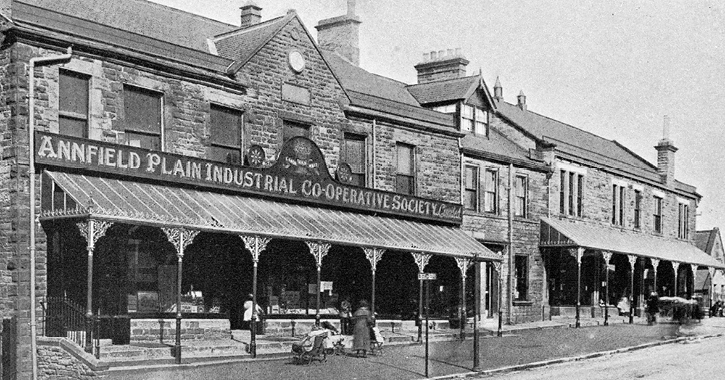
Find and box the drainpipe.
[29,46,73,380]
[507,163,513,324]
[371,119,376,189]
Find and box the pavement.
[101,315,725,379]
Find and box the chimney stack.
[493,76,503,101]
[655,115,677,187]
[517,90,527,111]
[316,0,362,66]
[240,1,262,28]
[414,48,468,84]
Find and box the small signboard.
[418,273,437,281]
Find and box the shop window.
[395,143,415,195]
[634,190,642,229]
[464,165,478,211]
[343,133,366,186]
[678,202,690,239]
[59,70,89,138]
[209,104,242,164]
[283,120,310,143]
[653,196,663,233]
[483,168,498,213]
[123,86,162,150]
[514,175,528,217]
[514,255,529,301]
[612,184,625,226]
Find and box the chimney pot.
[455,48,461,56]
[447,49,454,56]
[423,53,429,62]
[430,51,437,60]
[438,50,444,58]
[414,48,469,83]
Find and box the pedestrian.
[646,292,659,325]
[352,299,372,358]
[339,297,351,334]
[243,293,263,332]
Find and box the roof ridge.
[325,51,412,88]
[127,0,237,29]
[348,89,436,112]
[406,74,480,88]
[212,14,286,40]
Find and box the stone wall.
[37,338,106,380]
[130,318,230,342]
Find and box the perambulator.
[369,325,384,355]
[291,322,344,364]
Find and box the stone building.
[694,228,724,309]
[0,0,499,377]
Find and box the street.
[106,323,682,380]
[484,335,725,379]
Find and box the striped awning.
[42,171,500,261]
[540,217,724,269]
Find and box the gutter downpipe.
[372,119,376,189]
[29,46,73,380]
[507,163,513,325]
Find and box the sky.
[149,0,725,230]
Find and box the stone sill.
[513,301,534,307]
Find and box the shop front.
[36,131,500,359]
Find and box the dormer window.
[461,105,488,135]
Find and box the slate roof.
[460,129,543,169]
[213,14,290,69]
[323,51,420,106]
[18,0,236,53]
[695,230,713,253]
[407,76,480,105]
[495,100,698,195]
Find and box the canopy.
[41,171,500,261]
[540,217,724,269]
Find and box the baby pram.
[369,325,384,355]
[291,322,344,364]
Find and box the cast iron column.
[569,248,584,328]
[672,261,681,297]
[306,241,331,326]
[627,255,637,324]
[493,261,503,337]
[602,251,612,326]
[363,248,385,317]
[162,227,199,364]
[472,255,481,372]
[77,219,112,354]
[242,235,270,358]
[455,257,472,340]
[690,264,699,301]
[412,252,431,342]
[651,258,660,295]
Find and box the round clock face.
[288,50,305,73]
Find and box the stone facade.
[130,318,230,342]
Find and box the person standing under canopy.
[352,299,372,358]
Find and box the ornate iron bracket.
[568,248,584,264]
[650,258,660,274]
[492,261,502,274]
[305,241,331,270]
[627,254,637,270]
[671,261,681,278]
[241,235,271,265]
[363,247,385,274]
[455,257,472,279]
[690,263,699,278]
[162,227,199,258]
[412,252,431,274]
[601,251,612,265]
[76,219,113,253]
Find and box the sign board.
[418,273,437,281]
[607,264,616,271]
[35,132,462,224]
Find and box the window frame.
[463,165,479,211]
[460,104,488,135]
[282,119,311,143]
[209,104,243,165]
[483,168,499,214]
[678,202,690,239]
[58,69,90,138]
[514,175,528,217]
[653,196,663,234]
[343,133,367,187]
[634,190,642,229]
[612,184,625,226]
[123,85,164,151]
[395,142,415,195]
[514,255,529,301]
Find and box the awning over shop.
[540,217,725,269]
[42,171,500,261]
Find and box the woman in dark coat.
[352,300,372,357]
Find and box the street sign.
[418,273,437,281]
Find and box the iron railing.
[41,296,99,357]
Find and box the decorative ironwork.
[455,257,472,278]
[412,252,431,274]
[241,235,271,264]
[671,261,681,275]
[363,247,385,274]
[568,248,583,264]
[492,261,502,274]
[76,219,113,250]
[162,227,199,256]
[627,255,637,269]
[708,267,716,281]
[336,163,353,183]
[247,145,265,167]
[305,241,331,270]
[690,264,699,277]
[601,251,612,264]
[650,258,660,273]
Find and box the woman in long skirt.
[352,300,372,357]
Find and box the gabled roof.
[461,129,546,170]
[407,75,496,110]
[323,51,420,106]
[695,228,722,258]
[18,0,236,52]
[212,13,292,73]
[494,100,698,195]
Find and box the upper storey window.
[559,169,584,217]
[514,175,528,217]
[463,165,479,211]
[612,184,625,226]
[678,202,690,239]
[209,105,243,165]
[461,105,488,135]
[483,168,498,214]
[395,143,415,195]
[634,189,642,229]
[343,133,366,187]
[283,120,310,143]
[653,196,663,234]
[124,86,162,151]
[59,70,89,138]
